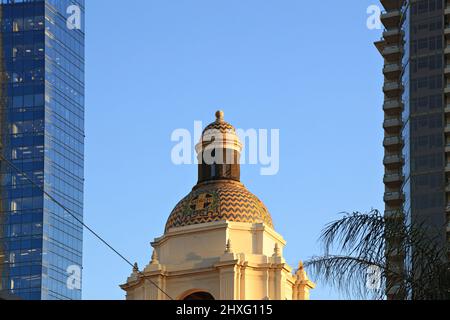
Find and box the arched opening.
[183,291,215,300]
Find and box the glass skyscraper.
[0,0,84,300]
[377,0,449,299]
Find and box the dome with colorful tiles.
[165,180,274,232]
[202,110,236,134]
[164,111,274,232]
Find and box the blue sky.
[83,0,385,300]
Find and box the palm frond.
[306,209,449,300]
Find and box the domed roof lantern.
[164,111,274,232]
[195,111,243,184]
[195,110,243,160]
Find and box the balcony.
[383,62,402,79]
[380,0,402,11]
[382,44,402,60]
[381,10,401,29]
[384,154,404,167]
[384,191,404,204]
[382,28,402,42]
[445,125,450,134]
[383,81,402,96]
[445,144,450,153]
[383,99,403,113]
[384,173,403,186]
[446,165,450,173]
[374,40,385,55]
[445,25,450,37]
[383,116,402,132]
[384,209,403,218]
[445,105,450,114]
[445,67,450,75]
[383,135,402,149]
[445,86,450,95]
[445,47,450,56]
[446,5,450,16]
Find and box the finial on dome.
[215,110,224,122]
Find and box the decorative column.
[217,239,239,299]
[143,249,167,300]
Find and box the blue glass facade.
[0,0,84,300]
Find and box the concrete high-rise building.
[0,0,84,300]
[376,0,449,299]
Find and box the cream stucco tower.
[120,111,315,300]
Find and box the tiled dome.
[165,180,274,232]
[202,112,236,134]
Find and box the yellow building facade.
[120,111,315,300]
